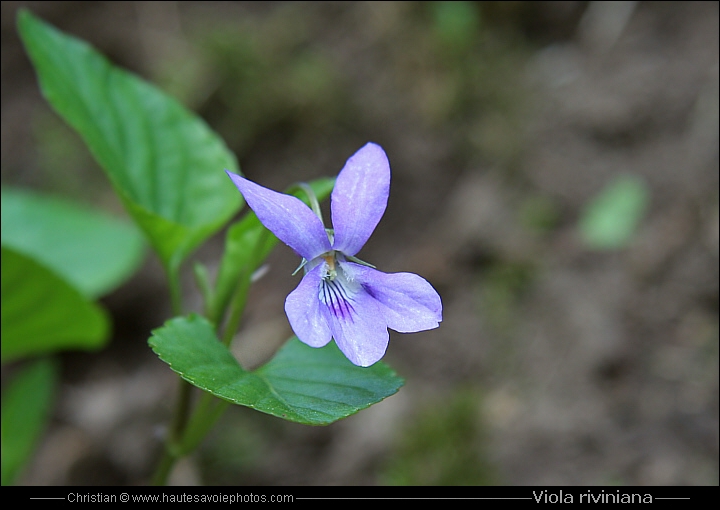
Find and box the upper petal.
[226,171,331,260]
[285,264,332,348]
[330,143,390,256]
[344,262,442,333]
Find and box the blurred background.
[1,1,718,485]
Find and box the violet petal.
[285,264,332,348]
[226,171,331,260]
[345,262,442,333]
[330,143,390,256]
[320,285,390,367]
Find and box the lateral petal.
[285,264,332,348]
[226,171,330,260]
[330,143,390,256]
[345,262,442,333]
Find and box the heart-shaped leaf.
[149,315,403,425]
[17,10,241,272]
[1,246,109,363]
[1,187,145,298]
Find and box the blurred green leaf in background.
[1,246,110,363]
[579,174,649,250]
[1,187,145,299]
[1,359,58,486]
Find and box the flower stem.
[296,182,324,223]
[221,269,251,348]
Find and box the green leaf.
[1,187,145,298]
[432,1,480,50]
[212,177,335,323]
[149,315,403,425]
[579,174,649,250]
[17,10,241,271]
[1,246,109,363]
[1,359,57,486]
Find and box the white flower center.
[318,258,360,321]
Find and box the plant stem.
[153,224,272,484]
[221,270,251,348]
[168,265,183,320]
[151,378,194,485]
[152,263,194,485]
[151,447,176,486]
[178,392,230,455]
[295,182,324,223]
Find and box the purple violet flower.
[226,142,442,366]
